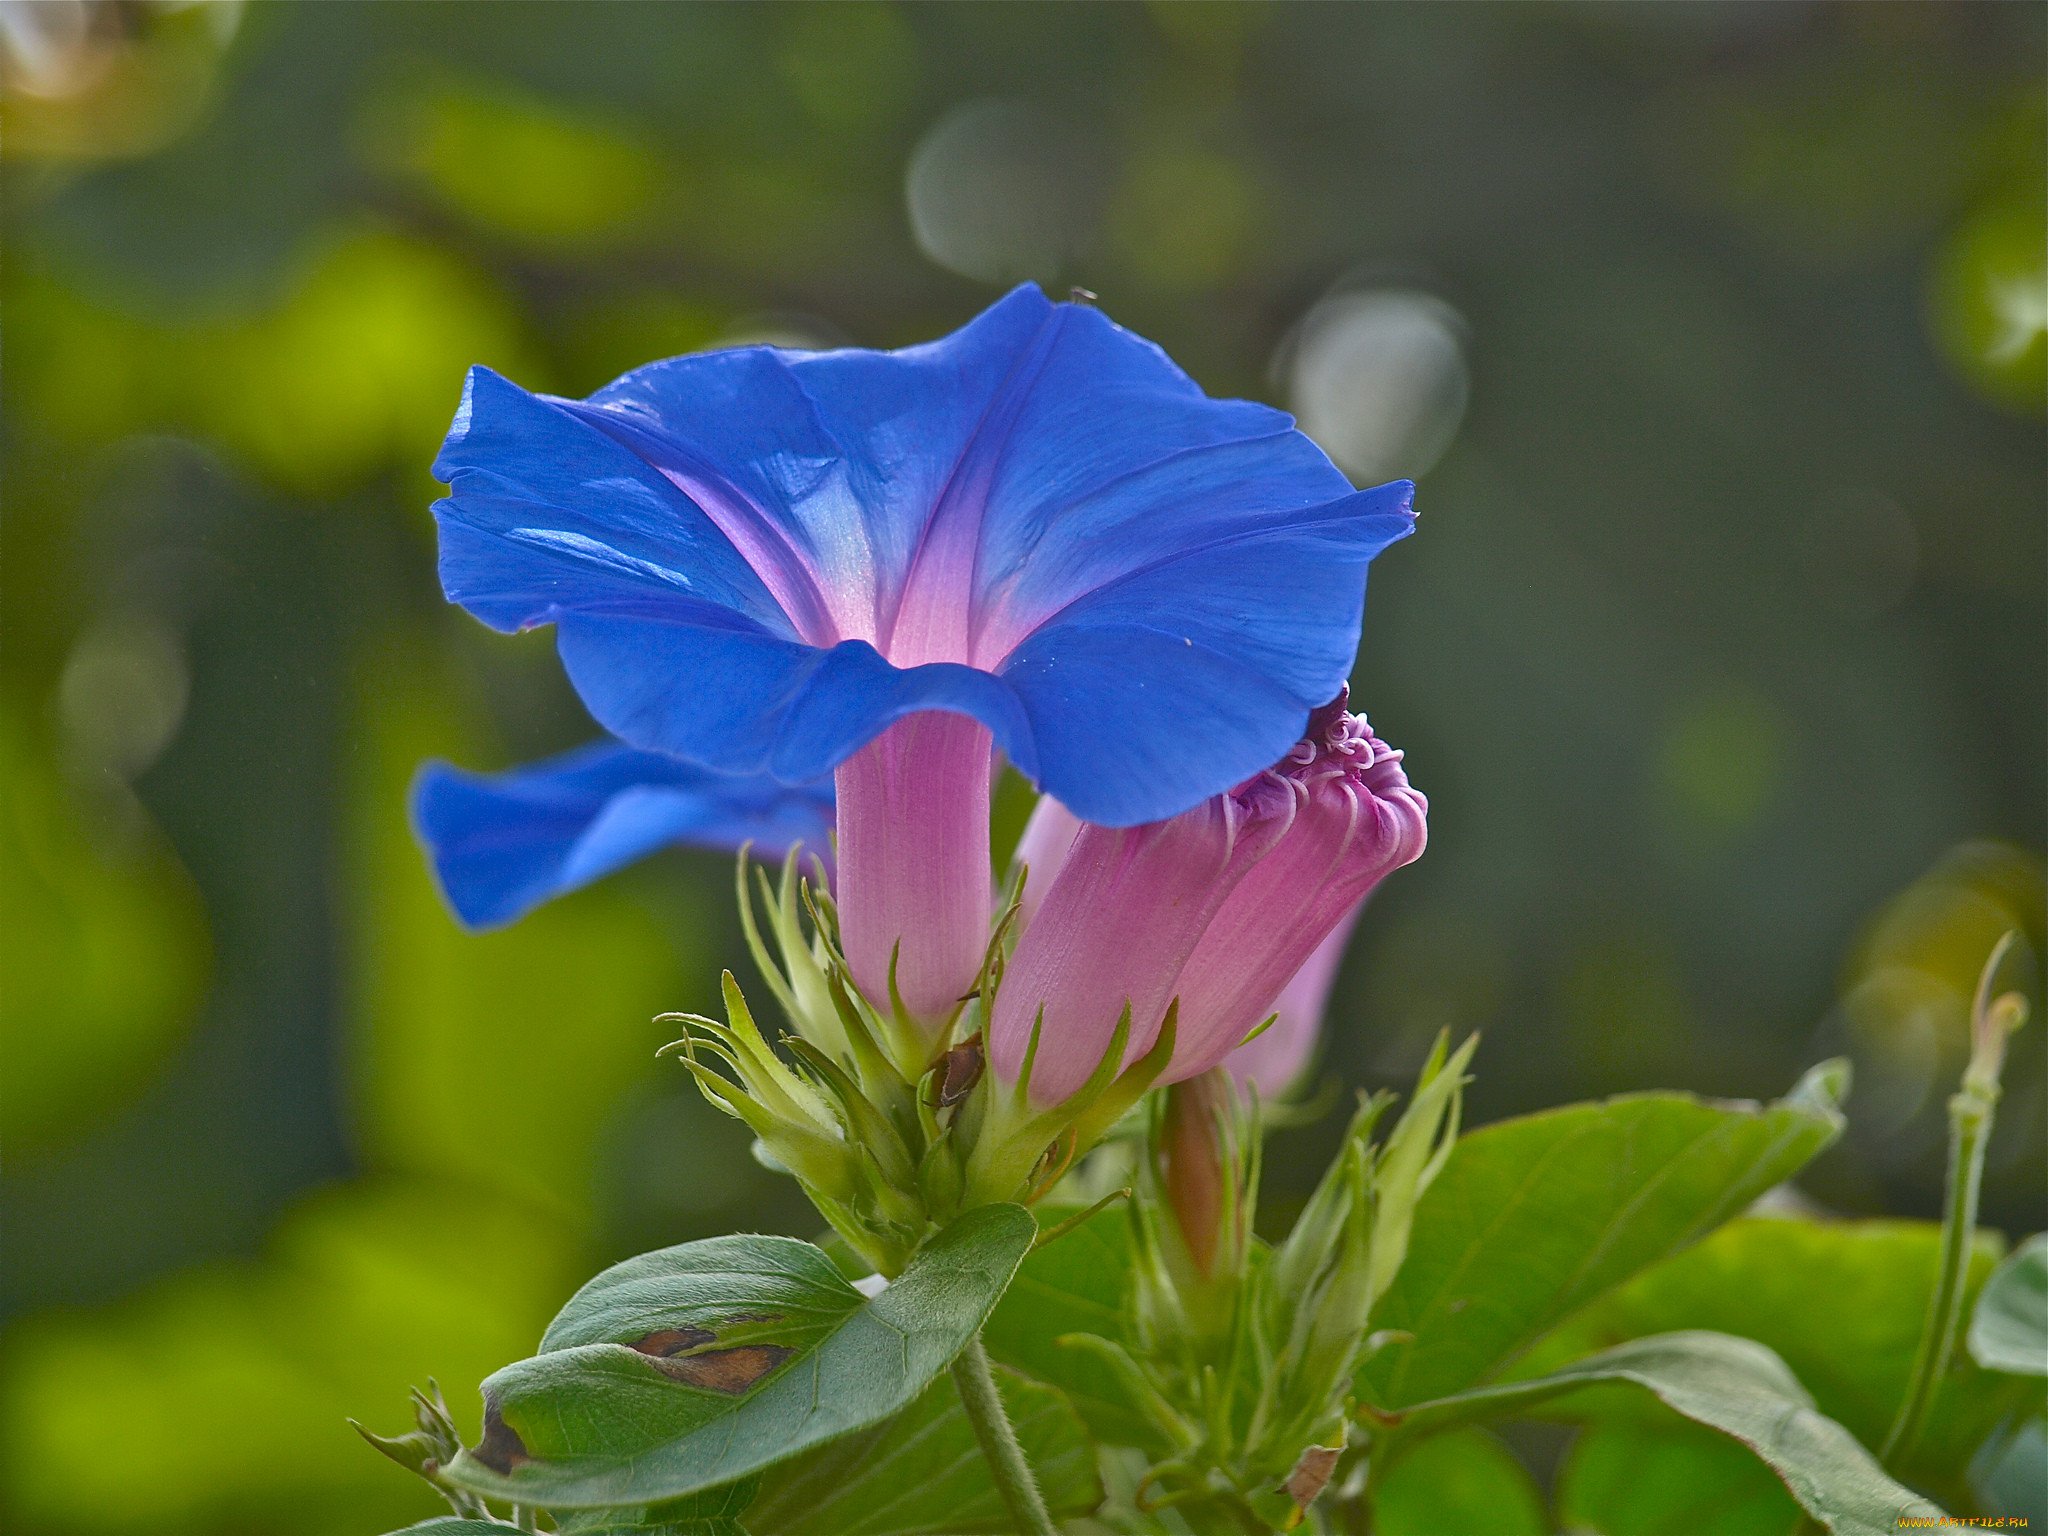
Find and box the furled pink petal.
[988,692,1425,1105]
[834,711,995,1025]
[988,781,1296,1105]
[1167,701,1426,1083]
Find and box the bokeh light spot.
[905,97,1107,285]
[57,614,188,779]
[1830,844,2044,1166]
[0,0,238,161]
[1928,193,2048,414]
[1282,287,1469,484]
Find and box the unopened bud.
[1158,1071,1241,1279]
[1135,1070,1254,1353]
[1965,934,2029,1099]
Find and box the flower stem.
[952,1331,1059,1536]
[1881,934,2025,1467]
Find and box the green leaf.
[536,1234,860,1355]
[1557,1418,1800,1536]
[1971,1413,2048,1523]
[440,1205,1037,1508]
[1969,1233,2048,1377]
[748,1364,1100,1534]
[555,1478,759,1535]
[1361,1062,1846,1410]
[980,1201,1155,1446]
[1389,1330,1948,1536]
[386,1523,524,1535]
[1522,1216,2026,1500]
[1368,1426,1547,1536]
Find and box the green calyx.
[1093,1035,1478,1530]
[665,848,1186,1276]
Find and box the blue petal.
[411,740,835,930]
[434,367,798,639]
[431,284,1417,825]
[569,287,1063,645]
[1001,479,1416,822]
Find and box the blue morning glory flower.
[412,739,834,930]
[429,284,1413,1023]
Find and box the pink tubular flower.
[1170,702,1425,1080]
[992,693,1427,1105]
[834,713,996,1023]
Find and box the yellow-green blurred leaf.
[347,650,708,1219]
[0,1180,577,1536]
[201,228,540,495]
[377,76,664,248]
[4,231,539,496]
[0,711,207,1152]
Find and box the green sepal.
[783,1034,916,1192]
[352,1379,492,1520]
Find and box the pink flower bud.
[990,694,1426,1105]
[989,779,1297,1104]
[1172,703,1424,1082]
[834,711,994,1030]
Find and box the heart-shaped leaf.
[439,1204,1036,1509]
[748,1364,1100,1534]
[1387,1330,1947,1536]
[1522,1215,2027,1502]
[1970,1233,2047,1378]
[1361,1062,1846,1409]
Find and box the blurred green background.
[1,3,2042,1532]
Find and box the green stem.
[1880,935,2020,1468]
[1881,1079,1994,1466]
[952,1331,1059,1536]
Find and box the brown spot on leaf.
[645,1343,792,1394]
[473,1399,531,1474]
[1283,1444,1342,1513]
[629,1326,718,1357]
